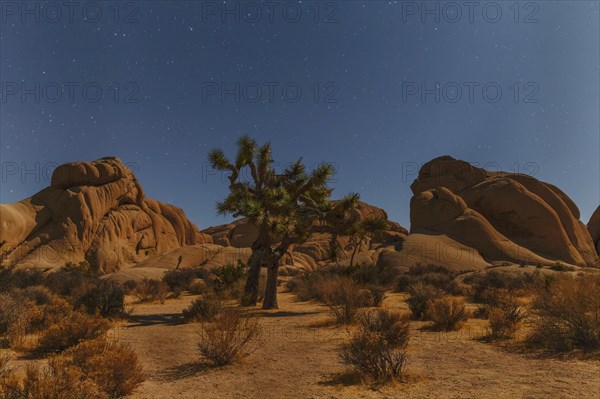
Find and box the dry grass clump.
[197,309,261,366]
[528,274,600,352]
[37,311,110,353]
[0,337,144,399]
[358,309,410,348]
[483,289,527,340]
[339,309,410,386]
[66,336,145,398]
[406,282,444,320]
[465,269,537,303]
[397,264,460,294]
[183,298,223,323]
[132,278,169,304]
[427,297,470,331]
[318,277,369,324]
[0,357,108,399]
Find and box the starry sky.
[1,1,598,229]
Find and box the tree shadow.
[158,361,216,381]
[319,370,362,387]
[259,310,321,318]
[127,313,184,327]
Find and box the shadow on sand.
[127,313,184,327]
[158,361,216,381]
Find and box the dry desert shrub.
[528,274,600,352]
[339,309,410,386]
[406,282,444,320]
[396,264,460,294]
[71,279,125,318]
[197,309,261,366]
[183,298,223,323]
[37,311,110,353]
[465,269,537,303]
[366,285,386,307]
[358,309,410,348]
[132,278,169,304]
[0,357,108,399]
[427,297,470,331]
[484,290,527,340]
[66,336,145,398]
[318,277,368,324]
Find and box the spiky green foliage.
[347,217,389,267]
[209,136,337,309]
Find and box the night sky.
[1,1,598,229]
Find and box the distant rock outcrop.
[0,157,211,272]
[589,206,600,255]
[409,156,598,267]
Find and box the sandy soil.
[115,290,600,399]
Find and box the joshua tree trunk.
[262,263,280,310]
[241,246,266,307]
[349,241,361,267]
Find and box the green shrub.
[210,261,246,292]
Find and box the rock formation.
[0,157,211,272]
[589,206,600,255]
[409,156,598,267]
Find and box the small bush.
[37,311,110,353]
[397,264,459,294]
[132,279,169,304]
[465,270,536,303]
[183,298,223,323]
[339,330,408,386]
[406,283,444,320]
[528,274,600,352]
[366,285,386,307]
[319,277,365,324]
[0,356,108,399]
[359,309,410,348]
[163,267,210,293]
[72,279,125,318]
[428,297,470,331]
[67,336,145,398]
[346,263,399,287]
[197,309,261,366]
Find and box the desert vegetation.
[196,309,262,366]
[339,309,410,386]
[0,264,145,398]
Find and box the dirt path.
[119,291,600,399]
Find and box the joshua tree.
[209,136,334,309]
[322,194,361,262]
[346,217,389,267]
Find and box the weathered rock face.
[589,206,600,255]
[0,157,211,272]
[410,156,598,267]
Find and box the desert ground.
[115,286,600,399]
